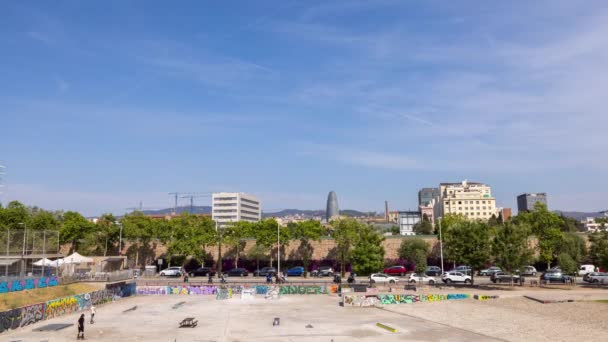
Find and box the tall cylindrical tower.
[326,191,339,222]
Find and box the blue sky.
[1,0,607,216]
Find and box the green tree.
[0,201,30,229]
[413,214,433,235]
[288,220,324,277]
[389,225,400,235]
[491,222,533,281]
[167,214,216,267]
[351,224,385,275]
[556,233,587,265]
[29,209,61,231]
[331,218,360,277]
[559,215,581,233]
[248,243,268,272]
[399,238,429,274]
[223,221,253,268]
[588,231,608,270]
[443,221,491,284]
[252,219,289,269]
[557,253,578,276]
[60,211,94,253]
[517,202,563,269]
[121,212,158,266]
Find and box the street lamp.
[438,217,444,274]
[277,220,281,276]
[18,223,26,277]
[118,222,123,256]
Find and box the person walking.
[77,314,85,339]
[90,305,96,324]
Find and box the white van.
[578,264,595,276]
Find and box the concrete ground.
[5,295,497,342]
[5,287,608,342]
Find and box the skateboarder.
[77,314,85,339]
[90,305,96,324]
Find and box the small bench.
[179,317,198,328]
[404,285,417,292]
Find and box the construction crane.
[180,192,213,214]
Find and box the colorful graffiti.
[0,276,59,294]
[0,282,134,334]
[343,293,471,307]
[474,295,499,300]
[19,303,46,328]
[343,295,380,307]
[216,287,233,300]
[0,309,22,333]
[45,296,81,319]
[278,285,327,295]
[136,285,329,297]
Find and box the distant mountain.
[554,210,607,221]
[141,206,211,215]
[136,206,373,218]
[262,209,372,218]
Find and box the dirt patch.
[0,283,102,310]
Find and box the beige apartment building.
[436,181,497,220]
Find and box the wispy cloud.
[26,31,52,44]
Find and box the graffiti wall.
[136,285,331,297]
[0,282,135,334]
[343,293,471,307]
[474,294,499,300]
[0,276,59,293]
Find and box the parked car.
[425,266,442,276]
[383,265,407,276]
[369,273,399,284]
[442,271,472,284]
[453,265,472,275]
[584,272,608,284]
[515,266,537,276]
[188,267,215,277]
[578,264,596,276]
[159,266,183,277]
[541,271,571,283]
[408,273,436,285]
[311,266,334,277]
[286,266,305,277]
[224,268,249,277]
[491,272,521,283]
[479,266,502,276]
[253,267,276,277]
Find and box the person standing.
[90,305,96,324]
[77,314,85,339]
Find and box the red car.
[383,265,407,276]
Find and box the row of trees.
[398,202,604,283]
[0,201,387,276]
[2,201,608,279]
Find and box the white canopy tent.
[33,258,54,267]
[63,252,93,264]
[50,258,65,267]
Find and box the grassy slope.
[0,283,102,311]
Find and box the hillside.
[138,206,371,218]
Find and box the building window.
[477,207,480,210]
[458,207,462,210]
[458,201,462,204]
[482,201,486,204]
[476,201,480,204]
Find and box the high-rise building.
[212,192,261,227]
[436,181,497,221]
[326,191,339,222]
[517,193,547,213]
[398,211,421,236]
[418,188,439,206]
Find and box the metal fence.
[0,229,61,277]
